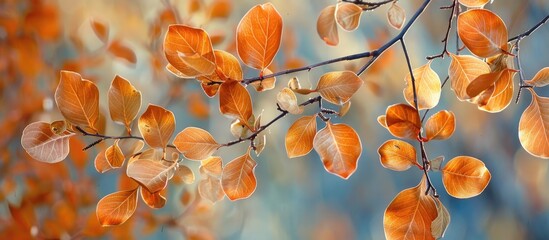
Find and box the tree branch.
[508,14,549,42]
[426,0,458,60]
[342,0,394,11]
[75,126,177,150]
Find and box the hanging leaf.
[466,70,504,98]
[221,148,257,200]
[126,149,177,193]
[108,75,142,133]
[197,50,243,97]
[199,176,224,204]
[140,187,166,209]
[255,134,267,156]
[172,165,195,184]
[431,198,451,239]
[448,53,491,101]
[385,104,421,140]
[236,3,282,70]
[164,25,216,78]
[250,68,276,92]
[200,156,223,178]
[384,177,438,240]
[477,69,515,113]
[173,127,220,160]
[219,80,253,123]
[277,87,304,115]
[457,9,508,58]
[96,188,138,226]
[425,110,456,141]
[378,139,418,171]
[518,89,549,158]
[286,115,317,158]
[107,40,137,64]
[403,61,441,110]
[387,2,406,30]
[118,138,145,159]
[335,2,362,31]
[315,71,363,105]
[21,122,75,163]
[90,19,109,43]
[105,140,125,168]
[317,5,339,46]
[458,0,490,8]
[138,104,175,149]
[55,71,100,133]
[313,121,362,179]
[524,67,549,87]
[442,156,491,198]
[94,149,112,173]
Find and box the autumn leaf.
[432,198,451,239]
[384,177,437,240]
[315,71,363,105]
[198,50,243,97]
[173,127,220,160]
[236,3,282,70]
[524,67,549,87]
[138,104,175,149]
[126,149,177,193]
[94,149,112,173]
[96,188,138,226]
[378,139,418,171]
[221,148,257,200]
[387,2,406,30]
[277,87,303,115]
[448,53,491,101]
[199,176,225,204]
[477,69,515,113]
[457,9,508,58]
[108,75,142,133]
[140,187,166,209]
[219,80,253,123]
[403,61,441,110]
[313,121,362,179]
[458,0,490,8]
[377,115,388,129]
[285,115,317,158]
[425,110,456,141]
[442,156,491,198]
[21,121,75,163]
[164,25,216,78]
[317,5,339,46]
[105,140,125,168]
[107,40,137,64]
[385,103,421,139]
[518,89,549,158]
[55,71,100,133]
[250,68,276,92]
[172,165,195,184]
[335,2,362,31]
[90,19,109,43]
[200,156,223,178]
[466,70,504,98]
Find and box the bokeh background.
[1,0,549,239]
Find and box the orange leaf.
[383,177,437,240]
[466,70,504,98]
[208,0,232,19]
[138,104,175,149]
[21,122,75,163]
[457,9,508,58]
[236,3,282,70]
[105,140,125,168]
[250,68,276,92]
[448,53,490,101]
[335,2,362,31]
[387,2,406,30]
[218,80,253,123]
[378,139,417,171]
[385,104,421,139]
[277,87,304,115]
[221,148,257,200]
[518,89,549,158]
[94,149,112,173]
[96,188,138,226]
[377,115,388,129]
[442,156,491,198]
[164,25,216,78]
[140,187,166,209]
[199,176,225,204]
[173,127,220,160]
[187,92,209,119]
[126,149,177,193]
[197,50,243,97]
[108,75,142,133]
[108,40,137,64]
[173,165,195,184]
[315,71,363,105]
[285,115,317,158]
[477,69,515,113]
[313,121,362,179]
[524,67,549,87]
[90,19,109,43]
[200,156,223,178]
[317,5,339,46]
[403,61,441,110]
[118,138,145,159]
[425,110,455,141]
[458,0,490,8]
[55,71,100,133]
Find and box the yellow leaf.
[317,5,339,46]
[285,115,317,158]
[378,139,418,171]
[173,127,220,160]
[457,9,508,58]
[518,89,549,158]
[403,61,441,110]
[138,104,175,149]
[442,156,491,198]
[316,71,363,105]
[96,188,138,226]
[335,2,363,31]
[21,121,75,163]
[425,110,456,141]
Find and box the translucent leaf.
[108,75,142,133]
[477,69,515,113]
[164,25,216,78]
[236,3,282,70]
[317,5,339,46]
[313,121,362,179]
[197,50,243,97]
[458,0,490,8]
[96,188,138,226]
[387,2,406,30]
[105,140,125,168]
[55,71,100,133]
[431,198,451,239]
[140,187,166,209]
[219,80,253,123]
[518,89,549,158]
[466,70,504,98]
[250,68,276,92]
[335,2,362,31]
[255,134,267,156]
[126,149,177,193]
[94,149,112,173]
[107,40,137,64]
[448,53,490,101]
[221,148,257,200]
[442,156,491,198]
[457,9,508,58]
[425,110,456,141]
[138,104,175,149]
[277,87,304,115]
[21,122,75,163]
[377,115,388,129]
[199,176,224,204]
[338,101,351,117]
[524,67,549,87]
[384,177,437,240]
[200,156,223,179]
[385,104,421,140]
[378,139,418,171]
[285,115,317,158]
[90,19,109,43]
[403,61,441,110]
[172,165,195,184]
[173,127,220,160]
[315,71,363,105]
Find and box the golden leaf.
[221,148,257,200]
[442,156,491,198]
[317,5,339,46]
[108,75,142,133]
[524,67,549,87]
[385,104,421,140]
[387,2,406,30]
[448,54,491,101]
[173,127,220,160]
[96,188,138,226]
[403,61,441,110]
[425,110,456,141]
[518,89,549,158]
[457,9,508,58]
[126,149,177,193]
[285,115,317,158]
[138,104,175,149]
[315,71,363,105]
[335,2,363,31]
[164,25,216,78]
[219,80,253,123]
[378,139,418,171]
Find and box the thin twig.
[342,0,394,11]
[426,0,458,60]
[508,15,549,42]
[75,126,177,150]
